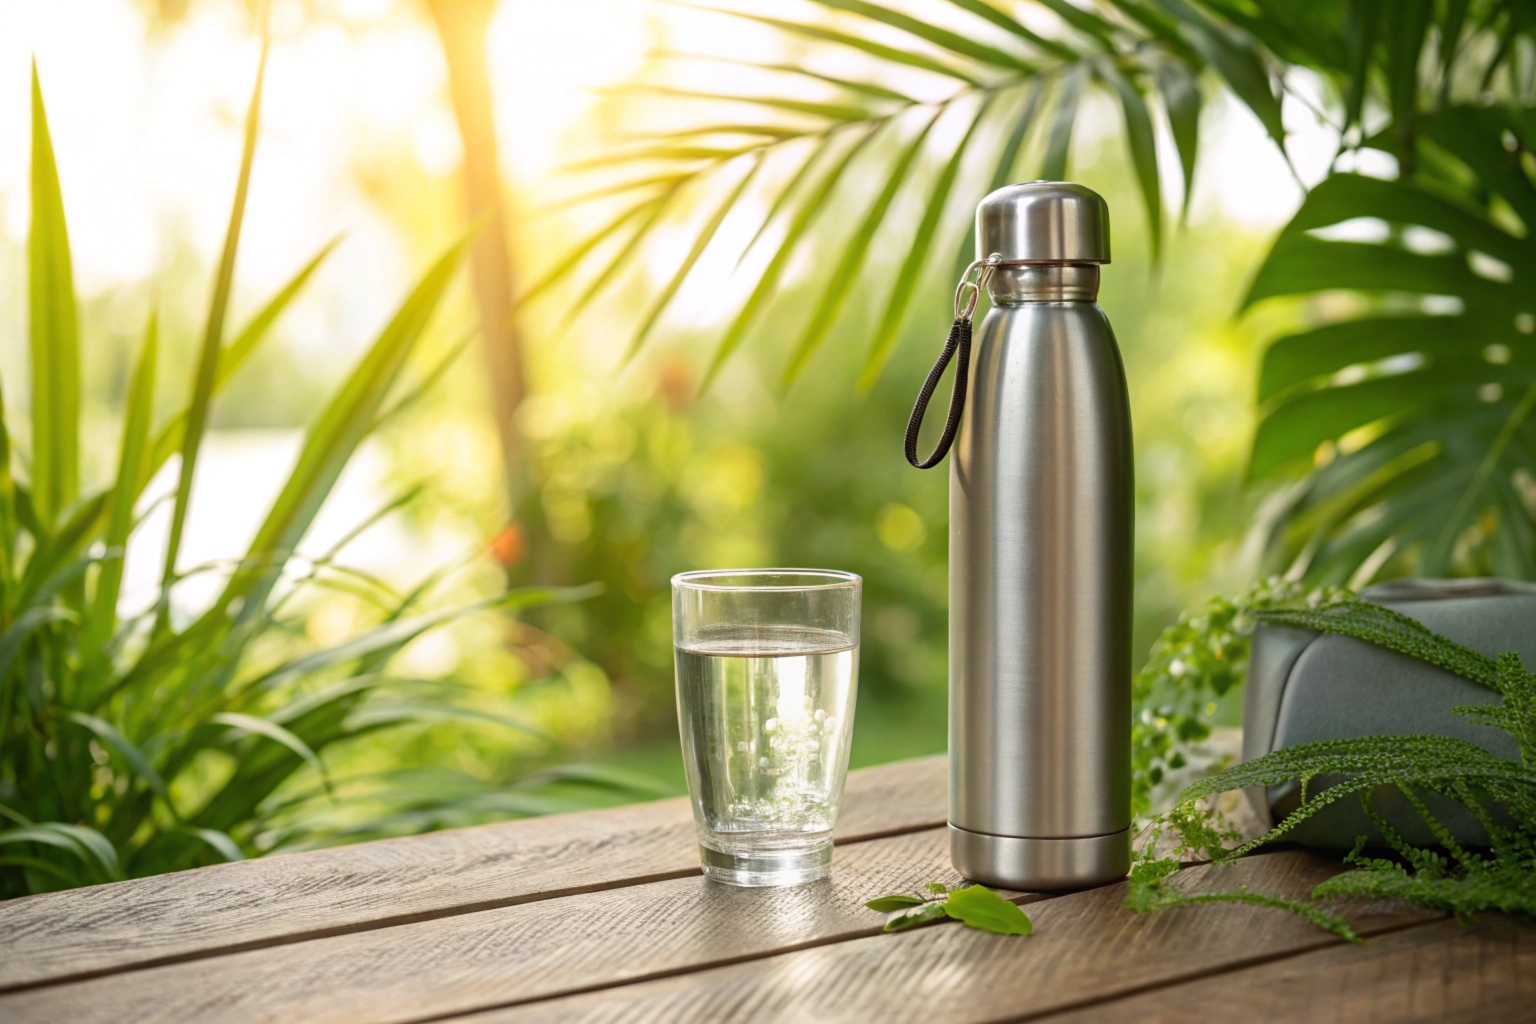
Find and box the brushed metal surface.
[949,824,1131,891]
[976,181,1110,264]
[948,194,1133,890]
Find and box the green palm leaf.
[806,0,1038,72]
[1244,110,1536,582]
[860,97,993,390]
[782,109,941,388]
[627,154,765,363]
[704,125,878,389]
[1040,64,1085,181]
[1098,61,1163,259]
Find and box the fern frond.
[1130,594,1536,937]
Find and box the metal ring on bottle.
[953,253,1003,320]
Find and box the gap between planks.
[1034,913,1536,1023]
[437,851,1440,1024]
[999,915,1445,1023]
[0,755,947,994]
[0,826,983,1024]
[429,901,1436,1024]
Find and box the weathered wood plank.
[0,754,944,992]
[458,852,1440,1024]
[0,826,1031,1024]
[1041,914,1536,1023]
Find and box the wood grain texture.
[0,754,944,992]
[0,826,1020,1024]
[1041,914,1536,1023]
[459,852,1440,1024]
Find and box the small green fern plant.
[1131,578,1350,816]
[1128,597,1536,939]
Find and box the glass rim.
[671,568,862,593]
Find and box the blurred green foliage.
[16,0,1535,885]
[384,128,1283,776]
[0,53,655,900]
[498,0,1536,778]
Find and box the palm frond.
[540,0,1241,389]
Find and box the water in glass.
[675,624,857,886]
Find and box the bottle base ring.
[949,823,1131,891]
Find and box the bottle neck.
[986,264,1100,304]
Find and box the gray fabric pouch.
[1242,577,1535,849]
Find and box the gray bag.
[1243,578,1535,849]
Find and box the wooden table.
[1,755,1529,1022]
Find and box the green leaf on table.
[867,880,1031,936]
[884,900,948,932]
[864,893,927,912]
[943,884,1033,935]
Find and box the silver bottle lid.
[976,181,1110,265]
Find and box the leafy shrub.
[0,52,639,899]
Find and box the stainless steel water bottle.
[905,181,1132,890]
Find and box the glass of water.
[672,569,861,887]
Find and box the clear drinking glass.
[672,569,862,887]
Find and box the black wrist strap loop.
[904,316,972,469]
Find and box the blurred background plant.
[0,32,656,899]
[4,0,1534,894]
[531,0,1536,785]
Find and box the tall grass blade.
[253,585,595,690]
[0,383,14,608]
[27,62,80,527]
[160,24,270,604]
[178,826,245,862]
[86,313,157,659]
[212,712,330,794]
[60,710,174,814]
[0,606,73,683]
[219,238,469,616]
[146,238,341,486]
[372,334,474,430]
[19,490,108,606]
[1,824,118,882]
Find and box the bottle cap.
[976,181,1110,264]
